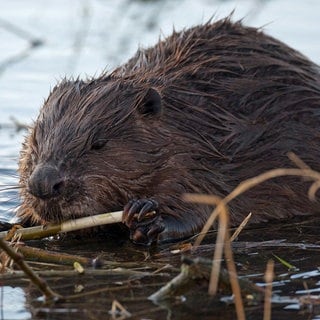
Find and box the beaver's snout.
[28,164,65,199]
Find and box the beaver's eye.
[91,139,107,151]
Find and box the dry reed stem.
[308,180,320,201]
[184,193,245,320]
[188,167,320,249]
[209,200,227,294]
[224,236,246,320]
[287,152,310,170]
[263,259,274,320]
[185,165,320,320]
[287,153,320,200]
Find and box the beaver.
[17,17,320,245]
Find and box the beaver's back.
[116,18,320,227]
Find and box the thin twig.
[110,299,131,318]
[0,239,62,302]
[223,229,246,320]
[230,212,252,242]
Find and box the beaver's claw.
[122,199,165,245]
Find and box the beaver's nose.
[27,164,64,199]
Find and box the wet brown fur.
[18,17,320,242]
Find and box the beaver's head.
[17,78,172,224]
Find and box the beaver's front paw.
[122,199,165,245]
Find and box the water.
[0,127,22,222]
[0,0,320,319]
[0,287,31,320]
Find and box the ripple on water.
[0,128,22,222]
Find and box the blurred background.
[1,0,320,124]
[0,0,320,221]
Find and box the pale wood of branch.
[0,211,123,241]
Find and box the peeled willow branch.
[0,211,123,241]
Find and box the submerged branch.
[16,244,157,269]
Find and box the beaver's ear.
[138,88,162,117]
